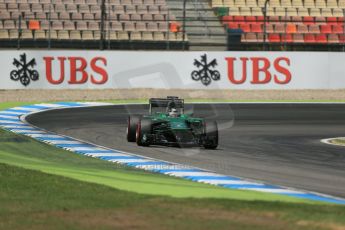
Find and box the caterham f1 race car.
[126,96,218,149]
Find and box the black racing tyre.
[136,118,152,146]
[203,120,218,149]
[127,115,140,142]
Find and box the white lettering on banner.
[0,51,343,89]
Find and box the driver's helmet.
[169,108,179,117]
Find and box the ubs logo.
[191,54,220,86]
[10,53,39,86]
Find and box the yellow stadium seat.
[326,0,338,8]
[338,0,345,8]
[281,0,292,7]
[229,7,240,15]
[310,8,321,16]
[252,7,264,16]
[240,7,251,15]
[224,0,234,7]
[246,0,257,7]
[292,0,303,7]
[315,0,326,8]
[332,8,344,17]
[275,8,286,16]
[298,7,309,16]
[321,8,333,16]
[304,0,315,7]
[212,0,223,7]
[287,7,298,16]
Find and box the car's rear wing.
[149,96,184,114]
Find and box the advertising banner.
[0,51,344,89]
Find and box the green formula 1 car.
[126,96,218,149]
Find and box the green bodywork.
[144,112,204,131]
[141,112,205,145]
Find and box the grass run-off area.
[1,101,345,230]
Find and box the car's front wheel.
[136,118,152,146]
[203,121,218,149]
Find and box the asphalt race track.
[26,103,345,198]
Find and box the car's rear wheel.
[136,118,152,146]
[203,121,218,149]
[127,115,140,142]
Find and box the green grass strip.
[2,163,345,230]
[0,128,311,203]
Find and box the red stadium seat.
[332,25,344,34]
[304,34,316,43]
[240,24,251,32]
[251,23,262,33]
[245,16,256,23]
[269,16,280,23]
[286,23,297,33]
[222,16,233,23]
[327,17,338,25]
[303,16,315,25]
[169,22,180,33]
[268,34,281,43]
[320,24,332,33]
[29,20,40,30]
[228,23,239,29]
[234,16,245,24]
[315,34,327,43]
[314,16,326,25]
[281,34,293,43]
[256,16,264,24]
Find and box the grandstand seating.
[0,0,184,42]
[213,0,345,44]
